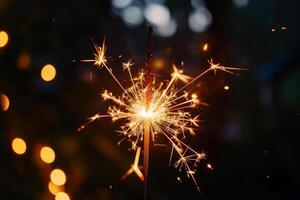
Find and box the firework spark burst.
[80,39,246,191]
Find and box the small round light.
[121,6,144,26]
[1,93,10,111]
[144,4,170,26]
[55,192,70,200]
[40,146,55,164]
[48,181,63,195]
[156,18,177,37]
[112,0,132,9]
[41,64,56,82]
[224,85,230,90]
[50,169,66,186]
[0,31,9,48]
[188,8,212,33]
[233,0,249,8]
[17,53,31,70]
[12,138,26,155]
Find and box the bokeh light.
[112,0,132,9]
[191,0,205,9]
[41,64,56,82]
[55,192,70,200]
[50,169,66,186]
[0,93,10,111]
[144,4,170,26]
[233,0,249,7]
[12,138,27,155]
[224,85,230,90]
[153,58,165,69]
[48,181,64,195]
[17,53,31,70]
[156,18,177,37]
[0,31,9,48]
[188,7,212,33]
[121,6,144,26]
[40,146,55,164]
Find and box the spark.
[121,147,144,181]
[203,43,208,51]
[81,39,246,191]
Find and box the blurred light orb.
[55,192,70,200]
[48,181,63,195]
[17,53,31,70]
[1,93,10,111]
[145,0,165,4]
[233,0,249,7]
[121,6,144,26]
[188,8,212,33]
[144,4,170,26]
[12,138,26,155]
[191,0,205,9]
[156,18,177,37]
[112,0,132,9]
[0,31,8,48]
[40,146,55,164]
[153,58,165,69]
[224,85,230,90]
[50,169,66,186]
[41,64,56,82]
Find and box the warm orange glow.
[40,146,55,163]
[41,64,56,81]
[0,31,8,47]
[1,93,10,111]
[153,58,164,69]
[55,192,70,200]
[224,85,229,90]
[203,43,208,51]
[12,138,26,155]
[50,169,66,186]
[48,181,63,195]
[17,53,31,69]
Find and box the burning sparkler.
[80,31,247,193]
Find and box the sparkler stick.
[144,26,153,199]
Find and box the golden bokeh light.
[0,93,10,111]
[40,146,55,164]
[41,64,56,81]
[48,181,64,195]
[50,169,66,186]
[12,138,26,155]
[55,192,70,200]
[0,31,8,48]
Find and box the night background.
[1,0,300,199]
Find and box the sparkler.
[80,31,247,193]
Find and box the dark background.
[1,0,300,199]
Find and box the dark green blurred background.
[1,0,300,199]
